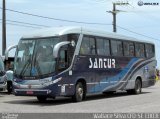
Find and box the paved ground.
[0,81,160,113]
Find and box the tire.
[127,79,142,95]
[7,81,13,94]
[37,96,47,102]
[52,96,56,100]
[72,82,85,102]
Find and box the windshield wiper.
[20,57,31,76]
[31,62,42,77]
[31,55,42,76]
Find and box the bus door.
[57,47,69,72]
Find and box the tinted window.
[123,42,135,57]
[58,50,67,70]
[111,40,123,56]
[67,34,79,65]
[80,36,96,55]
[135,43,145,57]
[145,44,155,58]
[97,38,110,56]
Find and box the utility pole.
[107,2,129,32]
[2,0,6,56]
[107,3,120,33]
[112,3,117,32]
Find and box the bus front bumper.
[14,89,52,96]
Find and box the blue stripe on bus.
[89,58,139,92]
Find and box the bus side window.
[124,42,134,57]
[80,36,96,55]
[145,44,155,58]
[140,44,145,57]
[96,38,110,56]
[111,40,123,56]
[90,37,96,54]
[129,44,135,56]
[80,37,90,54]
[135,43,145,58]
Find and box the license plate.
[26,91,34,95]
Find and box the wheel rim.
[77,84,83,100]
[136,80,141,93]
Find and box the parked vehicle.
[0,55,13,93]
[0,56,7,91]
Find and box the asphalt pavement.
[0,81,160,113]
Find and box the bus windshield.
[14,37,60,77]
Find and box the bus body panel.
[125,59,156,90]
[14,55,156,97]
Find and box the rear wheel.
[72,82,85,102]
[127,79,142,94]
[37,96,47,102]
[7,81,12,94]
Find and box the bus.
[10,26,156,102]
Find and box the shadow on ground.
[4,91,150,106]
[0,91,11,97]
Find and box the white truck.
[0,55,13,93]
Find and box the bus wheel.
[127,79,142,94]
[37,96,47,102]
[72,82,85,102]
[134,79,142,94]
[7,81,13,94]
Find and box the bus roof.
[22,26,154,44]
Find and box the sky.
[0,0,160,67]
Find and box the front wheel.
[72,82,85,102]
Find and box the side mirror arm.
[53,41,70,58]
[5,45,17,60]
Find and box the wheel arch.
[76,78,87,93]
[72,78,87,102]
